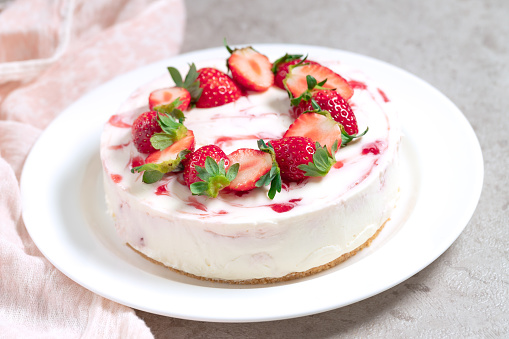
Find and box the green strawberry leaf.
[271,53,303,74]
[167,67,184,87]
[131,150,191,184]
[306,75,317,90]
[341,126,369,147]
[256,139,282,199]
[149,113,188,150]
[226,163,240,182]
[298,141,337,177]
[167,64,202,104]
[141,170,164,184]
[150,133,174,150]
[153,99,185,123]
[190,157,239,198]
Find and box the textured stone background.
[135,0,509,337]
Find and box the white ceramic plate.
[21,44,483,322]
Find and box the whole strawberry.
[183,145,239,197]
[132,111,162,154]
[257,137,334,188]
[195,68,241,108]
[269,137,316,182]
[294,89,359,135]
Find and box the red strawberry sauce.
[109,142,130,150]
[111,174,122,183]
[155,185,170,196]
[108,114,131,128]
[269,198,302,213]
[377,88,390,102]
[362,140,386,155]
[130,156,144,168]
[348,80,368,90]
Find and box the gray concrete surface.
[135,0,509,337]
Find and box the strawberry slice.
[149,87,191,111]
[183,145,240,198]
[271,54,320,89]
[284,63,353,101]
[227,148,272,191]
[195,68,241,108]
[226,43,274,92]
[132,130,195,184]
[284,112,342,154]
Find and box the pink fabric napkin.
[0,0,185,337]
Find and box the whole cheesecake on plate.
[100,44,401,284]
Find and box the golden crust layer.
[127,219,389,285]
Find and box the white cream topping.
[100,59,401,281]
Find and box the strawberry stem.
[341,126,369,147]
[256,139,282,199]
[167,64,202,105]
[131,149,191,184]
[297,141,338,177]
[190,157,240,198]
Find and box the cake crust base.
[126,219,389,285]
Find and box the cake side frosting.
[100,58,401,282]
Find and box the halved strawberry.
[227,148,272,191]
[271,54,320,90]
[132,130,195,184]
[283,112,342,154]
[226,43,274,92]
[284,63,353,101]
[196,68,241,108]
[183,145,239,197]
[149,87,191,111]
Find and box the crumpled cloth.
[0,0,185,337]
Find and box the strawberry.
[284,63,354,101]
[132,111,162,154]
[294,89,359,135]
[227,148,272,191]
[183,145,240,198]
[271,54,319,90]
[259,137,337,184]
[132,97,189,154]
[195,68,241,108]
[166,63,203,107]
[283,112,342,153]
[132,130,195,184]
[225,43,274,92]
[149,87,191,111]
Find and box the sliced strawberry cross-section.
[284,63,354,101]
[149,87,191,111]
[227,148,272,191]
[284,112,342,154]
[131,130,195,184]
[226,42,274,92]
